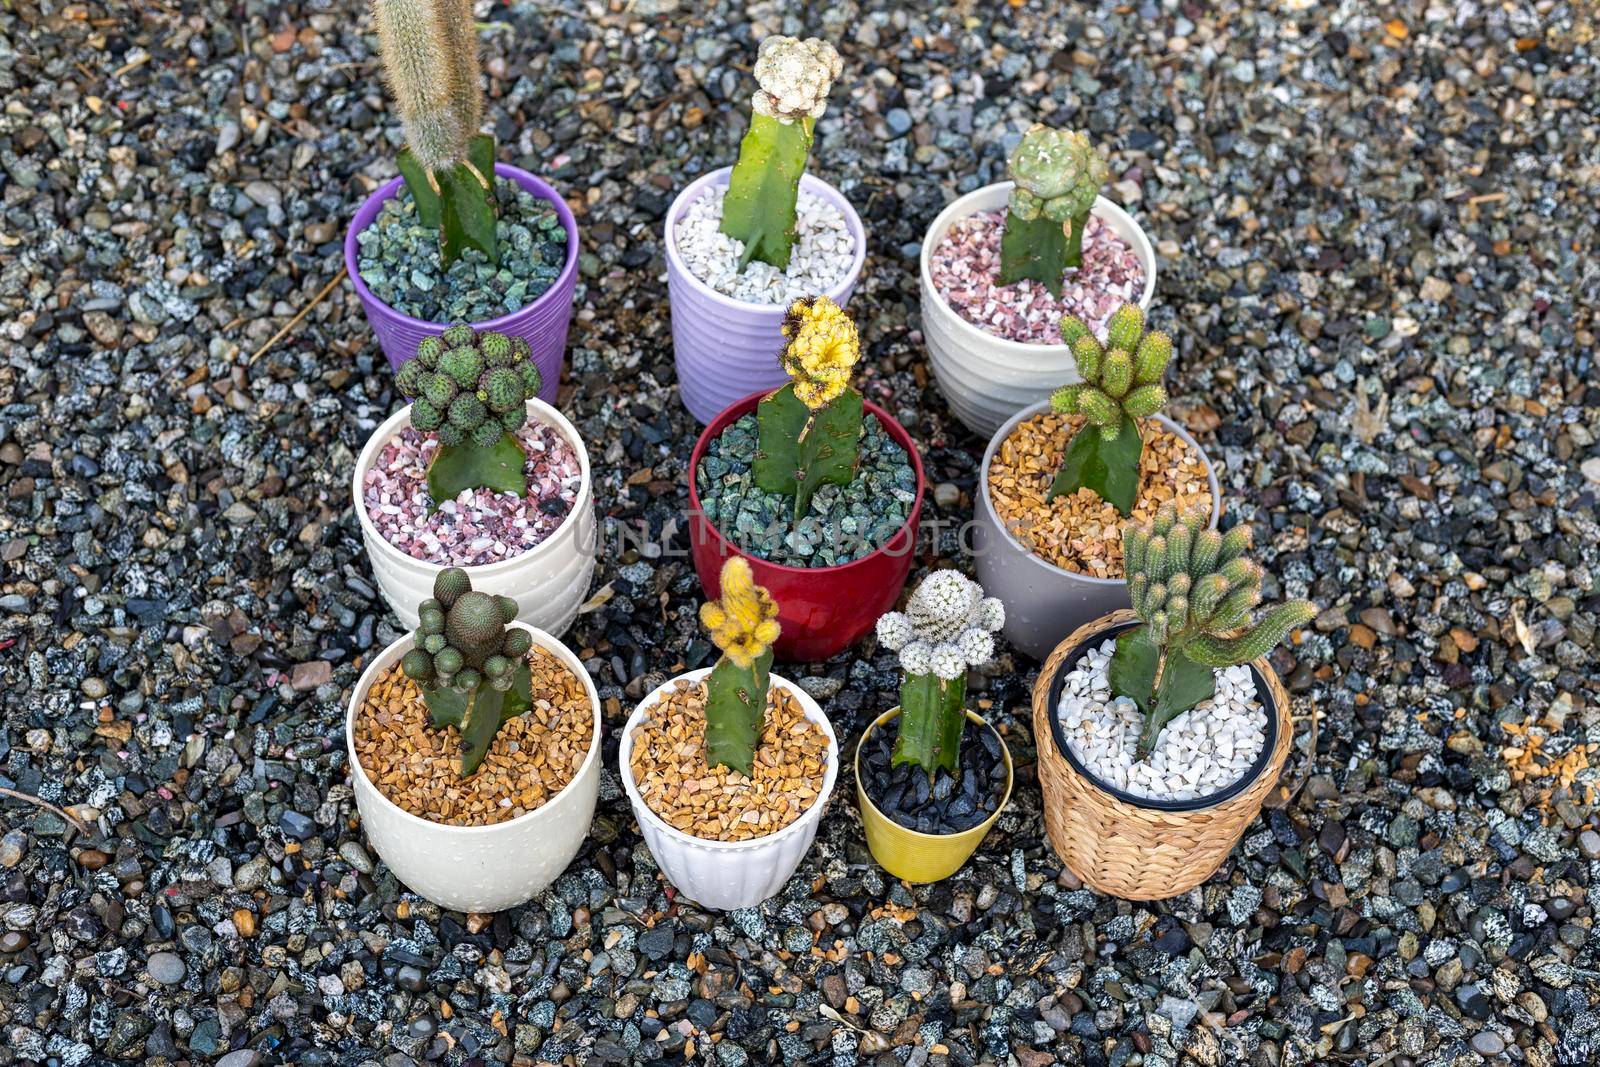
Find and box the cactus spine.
[754,296,864,524]
[1109,505,1316,756]
[395,324,544,506]
[373,0,498,268]
[719,36,843,270]
[401,567,534,775]
[998,126,1108,295]
[875,572,1005,776]
[699,559,782,776]
[1045,303,1173,516]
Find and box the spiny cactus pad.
[395,324,546,508]
[399,568,535,775]
[999,125,1109,296]
[1044,302,1173,516]
[1108,505,1316,755]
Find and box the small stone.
[147,952,186,986]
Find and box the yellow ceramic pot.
[854,707,1014,883]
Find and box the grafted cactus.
[719,36,843,270]
[998,126,1109,295]
[876,572,1005,776]
[395,324,544,506]
[754,295,864,524]
[699,558,782,776]
[400,568,534,774]
[1108,505,1316,756]
[1045,303,1172,515]
[373,0,498,268]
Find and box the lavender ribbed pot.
[344,162,578,404]
[664,166,867,424]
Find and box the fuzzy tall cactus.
[395,324,544,506]
[719,36,843,271]
[401,568,534,774]
[699,558,782,776]
[875,572,1005,777]
[1045,303,1172,516]
[998,126,1108,295]
[1109,506,1316,756]
[753,295,864,524]
[373,0,498,268]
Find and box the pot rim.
[917,181,1158,356]
[662,166,868,315]
[344,622,604,836]
[1042,616,1282,812]
[618,667,840,852]
[351,396,593,577]
[687,389,928,577]
[343,162,580,332]
[853,706,1015,842]
[976,400,1222,586]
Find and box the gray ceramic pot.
[974,402,1222,660]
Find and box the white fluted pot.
[920,183,1157,439]
[353,398,596,637]
[618,668,839,910]
[346,623,602,912]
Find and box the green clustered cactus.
[373,0,499,269]
[998,125,1109,295]
[1044,302,1172,516]
[400,568,535,775]
[395,324,543,505]
[1109,505,1317,756]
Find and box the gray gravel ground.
[2,2,1598,1066]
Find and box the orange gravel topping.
[629,679,829,842]
[987,412,1213,578]
[353,646,593,827]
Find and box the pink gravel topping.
[363,420,582,567]
[929,210,1145,344]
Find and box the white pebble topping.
[674,186,854,305]
[1055,638,1266,803]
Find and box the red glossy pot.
[688,390,927,662]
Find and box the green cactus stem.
[374,0,498,269]
[395,324,544,507]
[719,36,843,271]
[892,673,966,777]
[703,647,774,777]
[401,567,534,775]
[1046,304,1173,516]
[1108,505,1316,756]
[998,126,1108,296]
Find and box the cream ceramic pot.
[920,183,1157,439]
[346,623,601,912]
[618,668,839,910]
[353,398,596,637]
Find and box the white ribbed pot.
[920,182,1157,439]
[974,401,1222,661]
[353,398,596,637]
[618,668,839,910]
[345,623,602,912]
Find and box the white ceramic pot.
[974,402,1221,661]
[353,398,596,637]
[345,623,602,912]
[919,182,1158,439]
[618,668,839,910]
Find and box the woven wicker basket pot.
[1031,609,1292,901]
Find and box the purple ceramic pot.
[663,166,867,424]
[344,162,578,404]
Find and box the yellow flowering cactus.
[755,295,866,524]
[701,558,782,775]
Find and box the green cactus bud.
[418,605,446,636]
[445,592,506,662]
[411,398,444,432]
[479,331,512,363]
[470,419,505,448]
[440,324,475,347]
[1166,524,1192,577]
[1123,526,1149,574]
[1127,572,1148,616]
[499,408,525,432]
[1220,557,1260,591]
[1050,385,1081,414]
[1218,523,1253,563]
[483,654,510,679]
[1147,611,1168,646]
[502,628,532,658]
[455,667,483,692]
[448,391,486,430]
[1100,349,1133,398]
[1071,335,1104,382]
[1133,330,1172,385]
[1210,584,1259,632]
[1191,573,1229,622]
[481,367,524,414]
[1105,304,1145,353]
[1077,387,1119,428]
[434,568,470,607]
[1151,505,1179,536]
[422,633,447,655]
[1059,314,1093,347]
[1146,581,1167,610]
[1145,535,1168,577]
[423,374,458,410]
[416,336,444,369]
[519,360,542,397]
[400,648,435,682]
[1187,600,1317,667]
[510,335,531,360]
[441,347,483,389]
[495,595,518,623]
[438,416,465,445]
[1168,573,1191,598]
[1166,595,1189,635]
[396,359,425,397]
[1191,529,1222,576]
[1122,384,1167,420]
[434,646,464,677]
